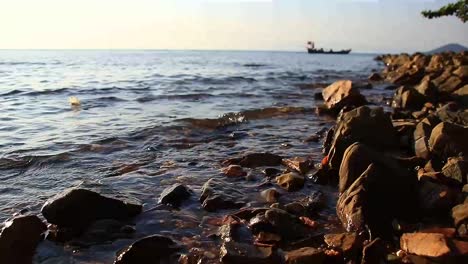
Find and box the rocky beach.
[0,50,467,264]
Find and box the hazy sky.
[0,0,467,52]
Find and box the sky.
[0,0,467,52]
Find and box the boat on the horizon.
[307,41,351,54]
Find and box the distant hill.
[427,43,468,54]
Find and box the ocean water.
[0,50,387,262]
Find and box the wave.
[173,76,257,85]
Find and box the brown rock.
[452,203,468,230]
[260,188,281,203]
[429,122,468,160]
[322,80,367,112]
[361,238,387,264]
[453,65,468,80]
[282,157,313,175]
[417,180,458,214]
[276,172,305,192]
[415,78,437,101]
[442,157,468,185]
[0,215,47,264]
[400,233,451,258]
[285,247,325,264]
[324,232,364,257]
[392,86,426,110]
[200,178,246,212]
[453,85,468,105]
[221,165,247,177]
[223,153,283,168]
[114,235,183,264]
[220,241,280,264]
[438,76,464,94]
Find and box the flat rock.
[429,122,468,160]
[276,172,305,192]
[285,247,325,264]
[200,178,246,212]
[400,233,451,258]
[282,157,313,175]
[324,232,363,257]
[159,184,192,207]
[223,153,283,168]
[220,241,280,264]
[114,235,183,264]
[221,165,247,177]
[0,215,47,264]
[322,80,367,112]
[41,188,142,230]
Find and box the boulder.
[41,188,142,230]
[324,232,364,257]
[417,179,459,214]
[438,75,464,94]
[453,85,468,105]
[114,235,183,264]
[429,122,468,160]
[361,238,387,264]
[392,86,426,110]
[276,172,305,192]
[223,153,282,168]
[413,116,441,159]
[220,241,280,264]
[0,215,46,264]
[200,178,246,212]
[388,64,425,85]
[260,188,281,203]
[281,157,313,175]
[284,247,325,264]
[415,78,438,101]
[321,80,367,112]
[452,203,468,238]
[327,106,398,170]
[400,233,451,258]
[221,165,247,177]
[436,103,468,127]
[453,65,468,81]
[442,157,468,185]
[159,184,192,207]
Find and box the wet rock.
[452,203,468,238]
[302,191,325,213]
[429,122,468,160]
[400,233,451,258]
[220,241,280,264]
[442,157,468,185]
[159,184,192,207]
[368,73,383,81]
[260,188,281,203]
[324,232,364,257]
[256,232,281,244]
[276,172,305,192]
[282,157,314,175]
[200,178,246,212]
[41,188,142,230]
[417,179,459,214]
[114,235,183,264]
[439,75,464,94]
[284,202,306,216]
[218,222,253,244]
[321,80,367,112]
[361,238,387,264]
[284,247,325,264]
[264,208,309,241]
[74,219,134,246]
[0,215,46,264]
[262,168,281,178]
[392,86,426,110]
[223,153,283,168]
[327,106,398,170]
[221,165,247,178]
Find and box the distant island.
[426,43,468,54]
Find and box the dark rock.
[388,64,425,85]
[282,157,314,175]
[114,235,183,264]
[284,202,306,216]
[200,178,246,212]
[417,179,459,215]
[262,168,281,178]
[400,233,451,258]
[74,219,134,246]
[361,238,387,264]
[260,188,281,203]
[415,78,438,102]
[324,232,364,257]
[218,221,253,244]
[453,84,468,105]
[442,157,468,185]
[327,106,398,170]
[264,208,309,241]
[0,215,46,264]
[392,86,426,110]
[159,184,192,207]
[276,172,305,192]
[314,92,324,101]
[221,165,247,177]
[368,73,383,81]
[223,153,283,168]
[429,122,468,160]
[220,241,280,264]
[41,188,142,230]
[413,116,441,159]
[321,80,367,112]
[436,103,468,127]
[284,247,325,264]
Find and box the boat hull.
[307,49,351,54]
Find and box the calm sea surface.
[0,50,387,263]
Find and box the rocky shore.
[1,51,467,263]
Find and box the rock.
[260,188,281,203]
[200,178,246,212]
[114,235,183,264]
[262,168,281,178]
[415,79,437,101]
[429,122,468,160]
[159,184,192,207]
[453,85,468,105]
[276,172,305,192]
[221,165,247,177]
[436,102,468,127]
[223,153,283,168]
[400,233,451,258]
[0,215,47,264]
[218,222,253,243]
[388,64,425,85]
[413,116,441,159]
[263,208,308,241]
[392,86,426,110]
[327,106,398,170]
[281,157,314,175]
[284,202,306,216]
[220,241,280,264]
[442,157,468,185]
[438,75,464,94]
[417,179,458,215]
[41,188,142,230]
[361,238,387,264]
[368,73,383,81]
[74,219,133,246]
[452,203,468,238]
[453,65,468,80]
[338,143,374,193]
[284,247,325,264]
[321,80,367,112]
[324,232,364,257]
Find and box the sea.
[0,50,389,263]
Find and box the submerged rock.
[200,178,246,212]
[0,215,47,264]
[276,172,305,192]
[221,165,247,177]
[321,80,367,112]
[223,153,283,168]
[114,235,183,264]
[284,247,325,264]
[159,184,192,207]
[41,188,142,230]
